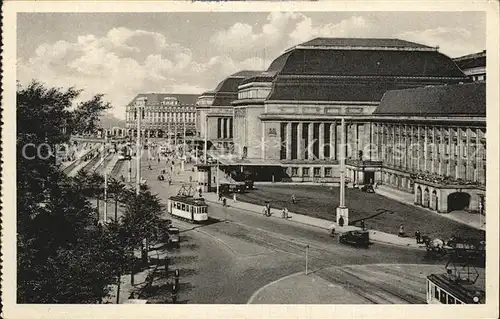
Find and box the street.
[113,154,446,304]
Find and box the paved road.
[114,154,445,304]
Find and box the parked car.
[339,230,370,248]
[361,184,375,193]
[167,227,180,247]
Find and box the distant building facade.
[453,50,486,82]
[125,93,199,138]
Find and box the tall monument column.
[336,117,349,226]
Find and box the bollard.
[164,257,169,275]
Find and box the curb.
[205,198,422,250]
[246,271,304,304]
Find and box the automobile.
[167,227,180,247]
[361,184,375,193]
[339,230,370,248]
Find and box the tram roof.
[169,195,208,206]
[427,273,485,303]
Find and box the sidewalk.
[376,185,485,231]
[202,191,422,249]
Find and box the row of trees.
[17,81,169,303]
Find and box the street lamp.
[135,98,146,196]
[204,115,208,164]
[305,244,310,275]
[104,133,108,222]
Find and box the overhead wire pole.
[136,101,144,196]
[204,116,208,163]
[104,133,108,222]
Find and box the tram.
[426,274,484,304]
[168,195,209,223]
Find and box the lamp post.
[216,157,220,199]
[305,244,310,275]
[336,117,349,225]
[136,99,146,196]
[104,133,108,222]
[204,116,208,164]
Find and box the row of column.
[217,117,233,139]
[374,124,486,183]
[281,122,370,161]
[125,110,195,123]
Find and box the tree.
[120,185,166,284]
[17,81,120,303]
[88,172,105,218]
[108,177,126,221]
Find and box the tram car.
[168,195,209,223]
[426,274,484,304]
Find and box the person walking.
[360,219,366,231]
[291,194,296,204]
[339,216,344,227]
[399,224,405,237]
[415,230,421,244]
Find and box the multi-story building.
[196,70,262,152]
[453,50,486,82]
[198,37,486,213]
[125,93,199,139]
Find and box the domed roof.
[240,37,467,102]
[210,70,262,106]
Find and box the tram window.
[447,295,456,304]
[182,204,186,211]
[439,290,447,304]
[434,286,439,299]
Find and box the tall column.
[308,122,314,160]
[465,127,471,181]
[439,127,444,176]
[423,126,428,172]
[319,123,325,160]
[448,127,453,177]
[337,117,349,225]
[456,127,463,179]
[431,127,436,174]
[297,123,304,160]
[286,122,292,160]
[330,122,336,160]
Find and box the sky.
[17,12,486,119]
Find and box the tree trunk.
[114,198,118,221]
[116,273,121,304]
[96,197,100,220]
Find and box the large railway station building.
[196,37,486,214]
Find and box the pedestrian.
[339,216,344,227]
[360,219,366,230]
[233,192,237,202]
[199,188,202,198]
[189,176,192,183]
[415,230,421,244]
[291,194,296,204]
[158,157,160,163]
[399,224,405,237]
[218,192,222,201]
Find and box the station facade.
[196,38,486,214]
[196,71,262,153]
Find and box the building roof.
[453,50,486,70]
[291,37,435,50]
[374,82,485,116]
[128,93,199,106]
[210,70,262,106]
[240,37,466,94]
